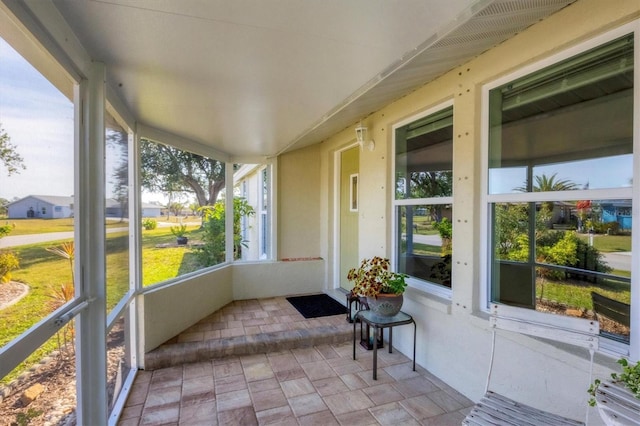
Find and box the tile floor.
[118,297,474,425]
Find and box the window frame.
[391,99,454,299]
[480,21,640,359]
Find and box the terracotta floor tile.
[300,359,335,381]
[362,383,405,405]
[178,400,217,425]
[383,362,421,381]
[392,376,440,398]
[323,390,374,416]
[244,361,275,382]
[291,347,324,363]
[217,406,258,425]
[425,390,465,413]
[312,376,349,396]
[288,393,328,417]
[399,394,446,419]
[143,385,182,408]
[335,409,380,426]
[280,377,315,398]
[420,410,467,426]
[214,374,247,394]
[216,388,252,411]
[139,402,180,425]
[369,401,421,425]
[121,296,472,426]
[250,387,288,412]
[297,409,339,425]
[255,405,296,425]
[119,403,143,420]
[183,361,213,379]
[213,360,243,378]
[275,366,306,381]
[316,344,341,360]
[248,377,280,393]
[268,352,299,372]
[339,373,369,390]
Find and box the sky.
[0,37,74,202]
[0,37,161,205]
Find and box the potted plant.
[588,358,640,425]
[347,256,408,316]
[170,224,189,245]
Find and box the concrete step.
[144,322,354,370]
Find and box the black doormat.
[286,294,347,319]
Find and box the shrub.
[0,250,19,282]
[196,198,255,265]
[0,222,14,238]
[170,223,187,237]
[142,218,157,230]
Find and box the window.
[260,167,269,259]
[394,104,453,293]
[233,163,272,261]
[0,35,76,382]
[484,31,634,346]
[105,110,130,310]
[350,174,359,212]
[140,139,226,286]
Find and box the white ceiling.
[34,0,577,158]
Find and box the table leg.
[412,321,416,371]
[389,327,393,353]
[372,325,378,380]
[353,316,357,360]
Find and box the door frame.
[332,142,360,290]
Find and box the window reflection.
[488,34,634,194]
[491,199,631,342]
[395,105,453,289]
[105,111,129,310]
[397,205,452,287]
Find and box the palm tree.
[515,173,578,193]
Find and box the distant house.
[106,198,162,218]
[8,195,162,219]
[601,200,632,231]
[7,195,74,219]
[141,202,163,218]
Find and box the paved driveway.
[0,227,128,248]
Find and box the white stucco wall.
[278,145,321,260]
[142,266,233,353]
[232,259,324,300]
[142,260,324,353]
[314,0,638,421]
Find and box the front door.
[339,146,359,291]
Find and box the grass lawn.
[1,218,127,236]
[410,242,441,256]
[0,222,205,385]
[577,234,631,253]
[537,275,631,310]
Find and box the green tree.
[168,201,184,217]
[0,124,25,176]
[140,139,225,207]
[0,198,8,216]
[515,173,578,213]
[106,128,129,221]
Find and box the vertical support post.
[225,161,234,263]
[75,61,107,425]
